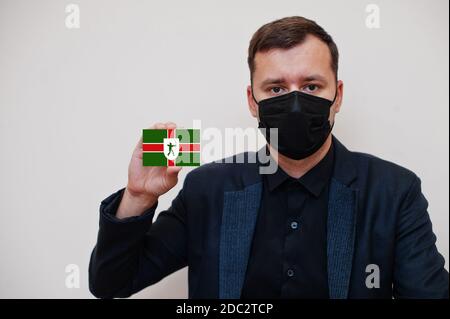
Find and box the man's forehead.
[253,36,333,81]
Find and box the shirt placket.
[280,182,308,297]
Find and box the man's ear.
[333,80,344,114]
[247,85,258,118]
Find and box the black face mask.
[253,89,337,160]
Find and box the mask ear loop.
[251,80,271,156]
[250,79,259,104]
[328,83,339,132]
[330,85,338,105]
[313,84,339,132]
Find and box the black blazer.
[89,136,449,298]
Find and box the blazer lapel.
[327,178,358,298]
[327,136,359,299]
[219,182,263,299]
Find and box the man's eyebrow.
[303,74,328,83]
[259,74,329,87]
[260,78,285,87]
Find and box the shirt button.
[290,221,299,230]
[287,269,295,277]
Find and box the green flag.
[142,129,200,166]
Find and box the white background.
[0,0,448,298]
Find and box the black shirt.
[241,141,335,298]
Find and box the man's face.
[247,34,343,125]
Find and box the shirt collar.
[266,141,335,197]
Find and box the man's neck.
[269,135,333,179]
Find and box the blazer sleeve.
[88,183,188,299]
[393,175,449,299]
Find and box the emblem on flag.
[142,129,200,166]
[163,138,180,160]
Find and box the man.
[89,16,449,299]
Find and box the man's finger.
[165,122,177,129]
[154,122,166,129]
[166,166,182,175]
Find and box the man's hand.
[116,122,182,219]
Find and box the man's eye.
[270,87,284,94]
[304,84,319,93]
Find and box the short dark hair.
[247,16,339,82]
